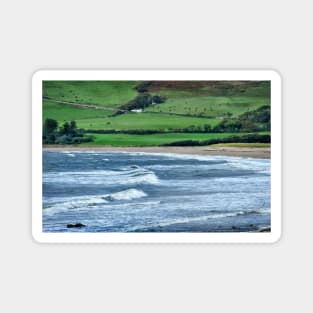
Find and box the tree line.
[162,134,271,146]
[43,119,93,144]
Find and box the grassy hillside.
[76,113,219,131]
[43,100,112,122]
[145,81,270,118]
[42,80,271,146]
[43,81,138,108]
[146,95,268,117]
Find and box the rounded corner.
[268,69,282,84]
[269,229,282,244]
[32,70,45,84]
[32,230,44,244]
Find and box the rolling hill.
[42,80,270,146]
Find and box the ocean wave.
[100,151,269,164]
[43,195,109,215]
[58,151,76,157]
[116,151,226,162]
[43,165,159,185]
[130,208,270,231]
[209,207,269,219]
[58,150,227,162]
[102,188,147,201]
[43,188,148,215]
[227,158,270,174]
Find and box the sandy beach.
[43,145,270,159]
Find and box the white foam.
[228,158,270,174]
[51,150,269,163]
[54,150,226,162]
[43,166,159,185]
[105,188,147,201]
[43,188,148,215]
[130,207,270,231]
[118,151,224,162]
[43,195,109,215]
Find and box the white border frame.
[32,70,281,243]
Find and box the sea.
[42,150,271,232]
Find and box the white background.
[0,0,311,312]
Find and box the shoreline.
[43,145,270,159]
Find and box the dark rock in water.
[258,227,271,232]
[102,195,114,201]
[67,223,86,228]
[232,226,238,230]
[130,165,139,169]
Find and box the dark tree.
[69,120,77,135]
[70,120,77,131]
[43,118,58,136]
[43,119,93,145]
[60,122,70,135]
[43,118,58,144]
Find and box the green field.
[146,96,269,117]
[76,112,219,131]
[43,100,220,131]
[43,81,138,108]
[146,82,270,118]
[42,80,271,147]
[82,132,247,146]
[43,101,112,122]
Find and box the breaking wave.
[102,188,147,201]
[131,208,270,231]
[43,165,159,185]
[43,188,148,215]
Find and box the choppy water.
[43,151,270,232]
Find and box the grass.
[43,101,220,132]
[82,132,246,146]
[146,96,269,117]
[43,101,112,123]
[43,81,138,108]
[76,112,220,130]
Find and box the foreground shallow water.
[43,150,270,232]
